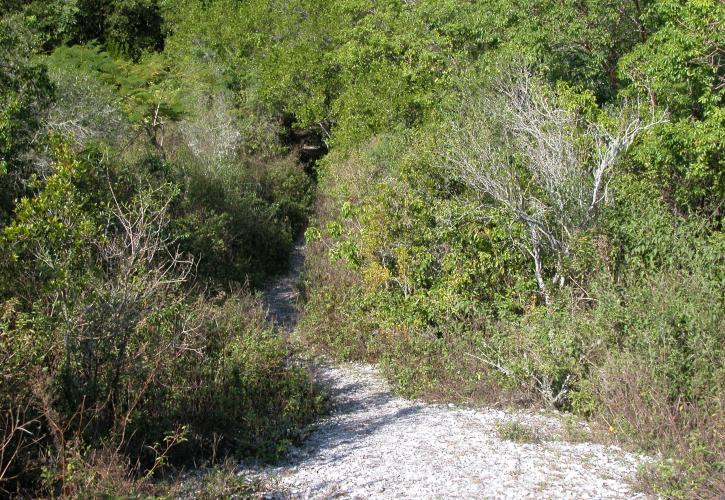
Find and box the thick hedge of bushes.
[1,3,322,496]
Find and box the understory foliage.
[0,144,321,496]
[0,2,321,496]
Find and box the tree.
[69,0,165,60]
[0,14,54,224]
[45,45,128,146]
[502,0,652,102]
[44,45,184,159]
[115,54,184,159]
[618,0,724,215]
[444,64,666,303]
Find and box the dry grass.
[496,421,542,444]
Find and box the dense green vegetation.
[1,1,320,496]
[1,0,722,497]
[272,1,719,497]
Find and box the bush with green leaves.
[171,151,312,288]
[0,13,54,224]
[0,143,321,496]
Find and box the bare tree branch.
[444,63,667,303]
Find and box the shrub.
[0,145,322,496]
[496,421,542,444]
[172,153,311,288]
[167,294,324,463]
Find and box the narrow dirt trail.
[263,236,306,334]
[256,242,651,499]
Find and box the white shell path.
[254,240,651,499]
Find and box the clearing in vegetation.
[251,250,652,499]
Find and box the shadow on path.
[263,236,306,333]
[278,361,426,467]
[259,237,424,490]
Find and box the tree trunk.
[145,124,166,160]
[529,223,550,306]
